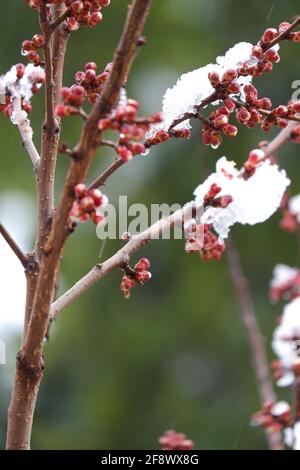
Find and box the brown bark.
[227,241,283,450]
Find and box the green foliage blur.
[0,0,300,450]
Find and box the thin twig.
[9,86,40,173]
[295,376,300,423]
[5,1,154,451]
[166,17,300,134]
[227,240,283,450]
[231,97,300,123]
[265,16,300,50]
[0,223,28,268]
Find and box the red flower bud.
[261,28,278,44]
[88,189,103,207]
[134,258,151,271]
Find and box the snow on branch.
[0,64,44,171]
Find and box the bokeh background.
[0,0,300,450]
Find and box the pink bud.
[85,68,97,82]
[88,189,103,207]
[117,146,133,162]
[135,258,151,271]
[85,62,97,72]
[261,28,278,44]
[131,143,146,155]
[74,183,87,199]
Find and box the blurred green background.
[0,0,300,450]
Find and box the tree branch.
[35,3,60,259]
[0,223,28,268]
[9,86,40,173]
[227,240,283,450]
[50,202,196,320]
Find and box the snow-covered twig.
[9,84,40,173]
[0,222,28,268]
[50,202,197,320]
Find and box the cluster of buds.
[261,22,300,46]
[202,79,300,148]
[291,123,300,144]
[279,192,300,233]
[64,0,110,31]
[120,258,151,299]
[280,209,298,232]
[159,430,194,451]
[0,64,45,118]
[98,100,163,161]
[270,271,300,303]
[185,223,226,261]
[74,61,112,104]
[251,401,292,436]
[185,184,232,261]
[238,22,297,78]
[69,183,108,225]
[24,1,111,30]
[144,127,191,148]
[21,34,44,67]
[56,60,113,117]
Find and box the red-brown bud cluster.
[24,1,111,31]
[56,61,114,117]
[120,258,151,299]
[261,22,300,46]
[56,85,86,117]
[159,430,194,451]
[98,100,163,161]
[69,183,108,225]
[270,270,300,303]
[291,123,300,144]
[144,125,191,148]
[243,149,264,176]
[185,184,233,261]
[0,64,45,118]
